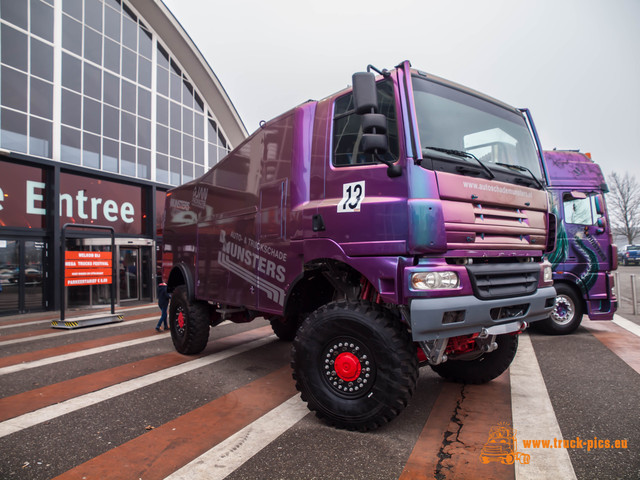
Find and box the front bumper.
[409,286,556,341]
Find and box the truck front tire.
[430,333,518,384]
[291,300,418,431]
[534,283,583,335]
[169,285,210,354]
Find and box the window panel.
[121,47,136,81]
[30,38,54,81]
[1,108,28,153]
[182,161,193,183]
[83,26,102,65]
[104,5,121,41]
[30,0,54,41]
[121,143,135,176]
[182,79,193,108]
[182,107,193,135]
[170,128,180,157]
[61,52,81,91]
[84,0,103,33]
[105,0,121,11]
[121,79,136,113]
[103,138,119,172]
[137,118,150,149]
[61,126,81,164]
[182,134,193,161]
[157,44,169,69]
[170,157,181,185]
[83,131,101,168]
[139,26,152,59]
[138,56,151,88]
[61,15,82,56]
[156,96,168,125]
[83,96,101,134]
[170,101,181,130]
[195,165,204,178]
[30,77,53,119]
[1,66,28,111]
[137,148,150,179]
[1,25,28,72]
[156,66,168,96]
[170,72,181,102]
[1,0,28,29]
[120,111,136,144]
[207,143,217,167]
[194,113,204,138]
[102,104,119,139]
[61,89,81,128]
[103,71,119,107]
[138,87,151,118]
[29,117,52,158]
[156,154,168,184]
[104,38,120,74]
[156,124,168,153]
[195,139,204,165]
[83,62,102,100]
[62,0,82,21]
[122,16,137,51]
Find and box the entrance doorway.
[0,238,46,315]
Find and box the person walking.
[156,281,170,332]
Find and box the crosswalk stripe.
[582,317,640,375]
[165,394,309,480]
[0,326,166,375]
[612,314,640,338]
[0,326,273,422]
[0,334,277,439]
[510,333,577,480]
[52,366,296,480]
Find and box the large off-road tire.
[169,285,211,354]
[291,300,418,431]
[269,315,299,341]
[534,283,584,335]
[430,333,518,384]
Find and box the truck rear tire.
[430,333,518,384]
[269,316,298,341]
[291,300,418,431]
[169,285,210,354]
[534,283,583,335]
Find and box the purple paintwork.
[544,150,617,322]
[162,62,557,341]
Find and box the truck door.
[559,190,609,293]
[315,78,409,255]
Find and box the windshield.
[411,76,544,181]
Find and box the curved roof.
[131,0,248,146]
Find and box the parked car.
[620,245,640,266]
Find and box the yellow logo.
[480,422,530,465]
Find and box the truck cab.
[540,150,617,334]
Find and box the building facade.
[0,0,247,315]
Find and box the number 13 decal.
[338,181,365,213]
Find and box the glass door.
[0,238,46,315]
[119,247,139,301]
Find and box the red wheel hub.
[334,352,362,381]
[177,311,185,329]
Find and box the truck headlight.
[543,264,553,283]
[411,271,460,290]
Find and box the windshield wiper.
[494,162,544,189]
[423,147,495,180]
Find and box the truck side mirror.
[352,72,378,114]
[594,195,604,215]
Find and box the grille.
[466,262,539,300]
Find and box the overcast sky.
[163,0,640,180]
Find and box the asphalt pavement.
[0,273,639,480]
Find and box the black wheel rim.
[321,336,375,398]
[174,305,186,336]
